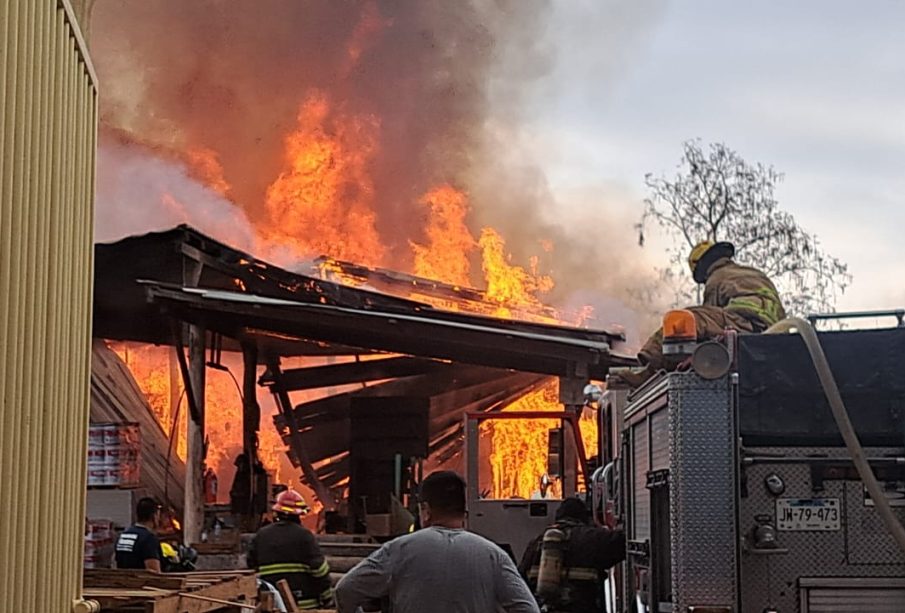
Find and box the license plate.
[776,498,840,531]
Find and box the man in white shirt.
[335,471,540,613]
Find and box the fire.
[90,0,616,526]
[479,227,555,319]
[110,342,289,500]
[119,176,586,510]
[262,91,385,266]
[482,381,598,499]
[411,185,476,287]
[112,342,186,459]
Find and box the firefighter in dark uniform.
[519,497,625,613]
[623,240,786,387]
[247,489,333,610]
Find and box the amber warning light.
[663,309,697,342]
[662,309,698,357]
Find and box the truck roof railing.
[807,309,905,328]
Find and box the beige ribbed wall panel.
[0,1,97,610]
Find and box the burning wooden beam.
[261,356,447,393]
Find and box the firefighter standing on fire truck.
[247,489,333,610]
[621,240,786,387]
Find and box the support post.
[182,256,205,545]
[184,324,206,545]
[241,343,261,526]
[168,350,181,435]
[559,375,590,497]
[242,343,260,466]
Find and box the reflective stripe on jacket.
[518,520,626,613]
[258,560,330,578]
[702,258,786,327]
[247,521,333,609]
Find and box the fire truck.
[595,310,905,612]
[468,309,905,612]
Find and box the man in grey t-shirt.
[335,471,540,613]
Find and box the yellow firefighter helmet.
[160,541,179,563]
[688,240,735,283]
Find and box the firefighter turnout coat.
[519,519,626,613]
[247,520,333,609]
[640,257,785,369]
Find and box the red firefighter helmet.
[272,489,310,516]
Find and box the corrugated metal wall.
[0,0,97,610]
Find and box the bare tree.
[639,140,850,315]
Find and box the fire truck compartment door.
[467,498,562,563]
[799,577,905,612]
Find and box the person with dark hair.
[518,497,626,613]
[335,470,539,613]
[247,489,333,610]
[115,497,163,572]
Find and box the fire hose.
[764,317,905,555]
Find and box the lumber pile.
[84,569,257,612]
[90,340,186,513]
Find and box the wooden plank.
[84,571,258,612]
[151,574,258,613]
[258,591,275,612]
[84,588,177,597]
[166,571,246,576]
[324,556,367,573]
[171,592,257,610]
[184,322,206,545]
[84,569,186,590]
[271,356,445,392]
[275,580,299,613]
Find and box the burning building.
[79,1,650,539]
[92,226,632,538]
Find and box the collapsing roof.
[93,225,635,501]
[142,283,628,379]
[94,225,631,367]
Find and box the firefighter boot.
[612,365,654,389]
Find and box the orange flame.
[263,91,385,266]
[411,185,476,287]
[482,381,598,499]
[479,227,554,319]
[109,60,596,513]
[110,343,288,500]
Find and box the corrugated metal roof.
[143,283,633,379]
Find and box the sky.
[527,0,905,313]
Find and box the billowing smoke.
[95,131,257,248]
[87,0,666,341]
[91,2,516,249]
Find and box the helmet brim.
[692,241,735,283]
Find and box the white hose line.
[764,317,905,554]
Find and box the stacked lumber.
[91,340,186,514]
[317,535,379,587]
[84,569,257,612]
